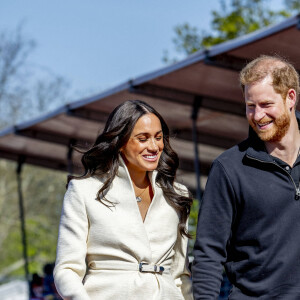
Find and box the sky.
[0,0,286,103]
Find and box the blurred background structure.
[0,1,299,299]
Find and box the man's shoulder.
[214,138,250,166]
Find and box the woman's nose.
[148,138,158,151]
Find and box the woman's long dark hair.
[70,100,193,237]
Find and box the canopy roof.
[1,14,299,192]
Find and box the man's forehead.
[245,75,273,91]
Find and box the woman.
[54,100,193,300]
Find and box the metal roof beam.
[204,53,248,72]
[130,84,245,116]
[67,107,109,123]
[15,123,239,149]
[205,52,300,75]
[0,149,67,172]
[13,104,243,151]
[172,128,240,149]
[14,122,235,152]
[0,147,213,177]
[15,129,75,146]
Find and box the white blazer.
[54,157,193,300]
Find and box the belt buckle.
[139,262,164,273]
[139,262,146,272]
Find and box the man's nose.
[254,107,265,121]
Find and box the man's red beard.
[248,109,290,142]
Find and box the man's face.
[245,76,290,143]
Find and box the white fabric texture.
[54,157,193,300]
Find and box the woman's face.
[121,113,164,175]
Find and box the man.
[192,55,300,299]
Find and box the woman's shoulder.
[67,176,104,191]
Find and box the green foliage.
[188,198,200,255]
[165,0,297,61]
[173,24,203,58]
[285,0,300,11]
[0,160,67,281]
[204,0,290,46]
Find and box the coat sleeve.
[192,160,235,300]
[171,184,194,300]
[54,180,91,300]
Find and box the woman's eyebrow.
[134,130,163,137]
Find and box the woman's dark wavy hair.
[70,100,193,237]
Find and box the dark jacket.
[193,113,300,299]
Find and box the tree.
[0,25,69,129]
[164,0,299,62]
[285,0,300,11]
[0,25,70,282]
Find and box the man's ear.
[286,89,297,110]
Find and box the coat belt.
[88,261,169,274]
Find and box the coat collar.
[117,155,158,192]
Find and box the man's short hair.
[240,55,300,104]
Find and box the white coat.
[54,158,193,300]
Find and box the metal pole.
[191,97,202,202]
[16,155,30,299]
[67,139,76,175]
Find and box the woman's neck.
[127,168,149,189]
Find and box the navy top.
[193,113,300,299]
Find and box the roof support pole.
[16,155,30,298]
[191,97,202,202]
[67,139,76,174]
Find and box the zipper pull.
[295,188,300,200]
